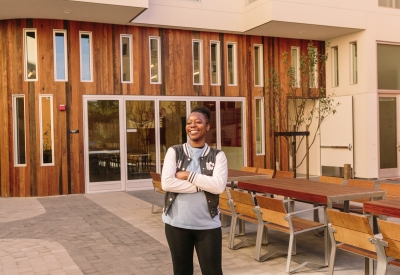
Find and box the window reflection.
[227,43,236,85]
[80,32,92,81]
[210,42,220,85]
[150,37,161,83]
[121,35,132,82]
[24,29,37,81]
[40,96,54,165]
[54,31,67,80]
[87,100,121,182]
[13,96,26,165]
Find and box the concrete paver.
[0,189,399,274]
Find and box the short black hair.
[191,106,211,122]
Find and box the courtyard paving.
[0,189,399,275]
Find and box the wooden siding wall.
[0,19,325,197]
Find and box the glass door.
[220,101,243,169]
[159,100,187,170]
[126,100,156,180]
[379,95,400,177]
[85,99,123,193]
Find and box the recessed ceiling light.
[63,10,71,14]
[299,31,306,34]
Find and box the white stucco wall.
[325,6,400,179]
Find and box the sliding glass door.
[84,96,246,193]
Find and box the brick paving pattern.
[1,190,399,274]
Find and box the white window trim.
[290,46,300,88]
[350,42,357,85]
[210,40,221,86]
[53,29,68,82]
[79,31,93,82]
[12,95,27,167]
[227,42,238,86]
[254,44,264,87]
[255,97,265,156]
[23,28,38,82]
[120,34,133,84]
[332,46,339,87]
[149,36,162,84]
[39,94,55,166]
[192,39,204,85]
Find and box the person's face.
[186,112,210,144]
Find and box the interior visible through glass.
[88,100,121,182]
[379,97,397,169]
[41,96,53,164]
[126,100,156,180]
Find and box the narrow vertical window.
[24,29,38,81]
[332,47,339,87]
[227,43,237,85]
[149,37,161,84]
[80,31,93,82]
[350,42,358,84]
[121,34,133,83]
[291,46,300,87]
[40,95,54,165]
[309,48,318,88]
[210,41,221,85]
[255,97,265,155]
[13,95,27,166]
[192,39,203,85]
[53,30,68,81]
[254,44,264,86]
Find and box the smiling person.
[161,106,228,275]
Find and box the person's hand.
[175,171,190,180]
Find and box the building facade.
[1,0,398,196]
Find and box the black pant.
[165,223,223,275]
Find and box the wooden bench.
[326,209,377,275]
[254,195,326,274]
[257,168,274,178]
[219,188,232,227]
[379,182,400,199]
[227,189,265,250]
[150,172,165,214]
[373,219,400,275]
[274,170,294,178]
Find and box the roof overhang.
[244,21,362,41]
[0,0,148,25]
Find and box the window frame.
[12,95,27,167]
[350,42,358,85]
[309,48,318,89]
[255,97,265,155]
[149,36,162,84]
[79,31,93,82]
[53,30,68,82]
[332,46,339,87]
[290,46,300,88]
[192,39,204,85]
[39,94,55,166]
[24,28,38,82]
[120,34,133,83]
[254,44,264,87]
[210,40,221,86]
[379,0,400,8]
[227,42,238,86]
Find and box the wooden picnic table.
[364,197,400,218]
[238,178,386,210]
[227,169,270,182]
[237,177,387,266]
